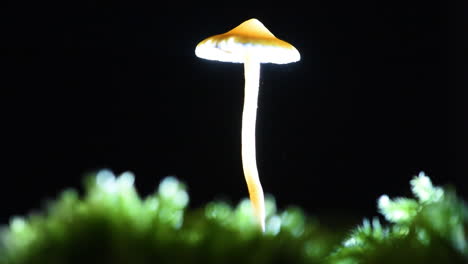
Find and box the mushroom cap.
[195,18,300,64]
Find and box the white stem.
[241,56,265,232]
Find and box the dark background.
[2,1,466,224]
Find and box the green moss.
[0,171,466,264]
[328,172,467,264]
[0,170,339,264]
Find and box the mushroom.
[195,18,300,231]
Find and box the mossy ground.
[0,171,466,264]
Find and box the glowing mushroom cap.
[195,18,300,64]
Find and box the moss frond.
[328,172,468,264]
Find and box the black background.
[2,1,466,224]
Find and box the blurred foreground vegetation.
[0,171,466,264]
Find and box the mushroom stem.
[241,55,265,232]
